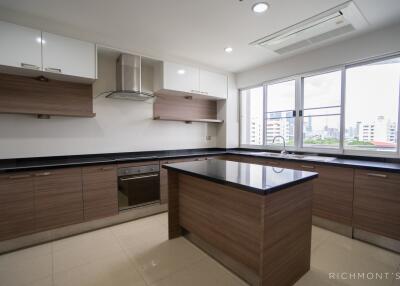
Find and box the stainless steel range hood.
[106,54,154,100]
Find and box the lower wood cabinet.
[354,169,400,240]
[82,164,118,221]
[0,172,35,240]
[160,156,209,204]
[34,168,84,232]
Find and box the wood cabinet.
[0,21,42,71]
[160,156,209,204]
[161,62,227,99]
[353,169,400,240]
[0,172,35,240]
[82,165,118,221]
[42,32,96,79]
[34,168,84,232]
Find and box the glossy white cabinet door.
[163,62,199,93]
[0,21,42,70]
[199,70,227,99]
[42,32,96,79]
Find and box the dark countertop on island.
[163,159,318,195]
[1,147,400,173]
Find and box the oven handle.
[120,173,159,181]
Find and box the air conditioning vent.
[250,1,367,55]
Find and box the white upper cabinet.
[163,62,199,93]
[42,32,96,79]
[0,21,42,70]
[161,61,227,100]
[199,70,227,99]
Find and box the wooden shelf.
[154,116,223,124]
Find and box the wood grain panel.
[160,157,208,204]
[34,167,83,232]
[178,174,263,273]
[168,171,181,238]
[82,164,118,221]
[261,181,313,286]
[0,172,35,241]
[153,93,218,122]
[0,72,94,117]
[354,169,400,240]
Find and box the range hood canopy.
[106,54,154,101]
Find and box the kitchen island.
[163,159,318,286]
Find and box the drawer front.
[34,168,83,231]
[82,165,118,221]
[0,172,35,240]
[354,169,400,239]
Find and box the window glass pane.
[344,57,400,152]
[303,71,342,148]
[266,80,296,146]
[240,86,264,145]
[267,80,295,112]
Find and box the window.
[302,71,342,149]
[265,80,296,146]
[240,54,400,157]
[240,86,264,145]
[344,57,400,152]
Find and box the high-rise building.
[358,116,397,143]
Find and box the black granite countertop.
[1,148,400,173]
[163,159,318,194]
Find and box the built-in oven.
[117,164,160,210]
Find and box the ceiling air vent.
[250,1,367,55]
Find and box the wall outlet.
[206,135,212,141]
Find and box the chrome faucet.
[272,135,288,155]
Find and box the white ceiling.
[0,0,399,73]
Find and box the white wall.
[236,23,400,88]
[0,55,218,159]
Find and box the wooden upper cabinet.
[0,21,42,70]
[163,62,199,94]
[34,168,84,232]
[82,164,118,221]
[354,169,400,240]
[199,70,227,99]
[42,32,96,79]
[0,172,35,241]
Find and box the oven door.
[118,172,160,210]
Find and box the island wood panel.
[34,167,84,232]
[0,72,94,117]
[0,172,35,241]
[261,181,313,286]
[160,157,207,204]
[353,169,400,240]
[153,93,217,122]
[178,174,263,273]
[82,164,118,221]
[167,171,181,238]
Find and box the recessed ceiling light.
[36,37,45,44]
[224,47,233,53]
[177,69,186,75]
[252,2,269,13]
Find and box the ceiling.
[0,0,399,73]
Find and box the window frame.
[239,52,400,158]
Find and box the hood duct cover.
[106,54,154,101]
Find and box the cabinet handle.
[35,172,51,177]
[8,174,31,180]
[367,173,387,178]
[301,165,315,169]
[190,90,200,93]
[101,167,114,171]
[20,63,40,70]
[120,174,159,181]
[45,67,62,73]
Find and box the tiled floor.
[0,213,399,286]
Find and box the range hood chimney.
[106,54,154,100]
